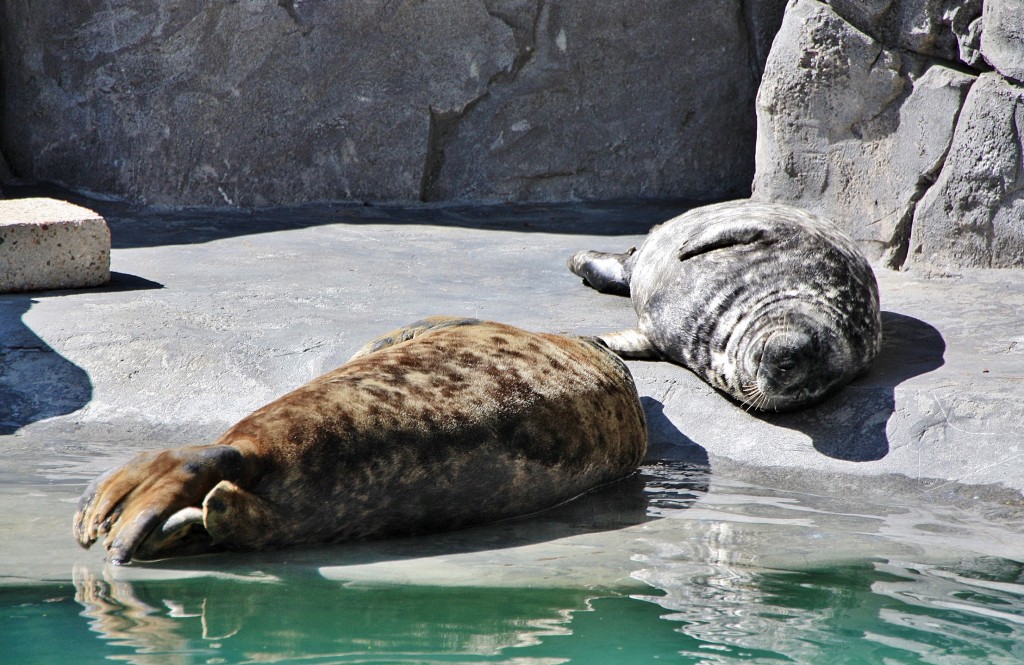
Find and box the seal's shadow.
[0,274,162,434]
[753,311,946,462]
[641,396,711,466]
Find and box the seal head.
[738,318,842,411]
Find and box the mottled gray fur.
[569,200,882,411]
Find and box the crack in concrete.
[1,345,51,354]
[419,0,543,202]
[277,0,312,35]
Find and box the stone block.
[0,198,111,293]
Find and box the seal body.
[74,317,647,564]
[569,200,882,411]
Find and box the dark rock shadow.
[0,297,92,434]
[0,274,162,434]
[753,311,946,462]
[4,180,698,247]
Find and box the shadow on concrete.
[754,311,946,462]
[641,396,711,466]
[0,274,162,435]
[0,297,93,435]
[4,180,696,248]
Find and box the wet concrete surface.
[1,195,1022,585]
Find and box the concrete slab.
[0,194,1021,586]
[0,197,110,293]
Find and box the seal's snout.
[756,330,820,396]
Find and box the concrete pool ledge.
[1,196,1022,581]
[641,263,1024,498]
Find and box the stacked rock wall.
[0,1,785,208]
[753,0,1024,270]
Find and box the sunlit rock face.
[753,0,1024,270]
[0,1,785,208]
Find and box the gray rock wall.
[753,0,1024,270]
[0,1,785,208]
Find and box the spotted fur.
[569,200,882,411]
[73,318,647,563]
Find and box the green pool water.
[3,463,1023,664]
[5,558,1023,664]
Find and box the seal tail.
[595,329,660,359]
[567,249,634,296]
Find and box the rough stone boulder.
[0,1,785,207]
[825,0,985,65]
[753,0,1024,270]
[981,0,1024,82]
[910,73,1024,268]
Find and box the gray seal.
[73,317,647,564]
[568,200,882,411]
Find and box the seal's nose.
[759,330,818,390]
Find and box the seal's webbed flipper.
[72,445,248,564]
[567,249,635,296]
[677,224,773,261]
[597,329,660,359]
[133,507,215,561]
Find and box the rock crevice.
[754,0,1023,270]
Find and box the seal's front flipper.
[349,316,483,360]
[596,329,660,359]
[72,445,248,565]
[130,480,289,558]
[677,224,773,261]
[567,249,634,296]
[203,480,289,551]
[134,507,216,561]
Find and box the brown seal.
[73,317,647,564]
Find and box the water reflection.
[66,556,1024,665]
[632,558,1024,664]
[72,566,603,665]
[74,567,203,665]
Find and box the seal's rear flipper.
[596,329,660,359]
[567,249,634,296]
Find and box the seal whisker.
[740,382,768,412]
